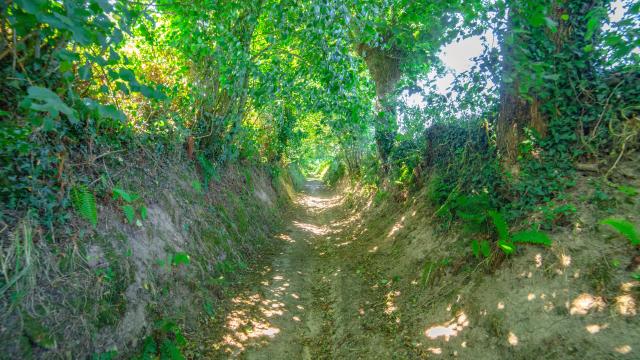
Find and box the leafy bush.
[322,159,346,186]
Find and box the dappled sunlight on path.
[203,177,640,360]
[209,179,343,358]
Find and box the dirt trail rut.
[207,180,410,359]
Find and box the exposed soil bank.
[0,158,295,359]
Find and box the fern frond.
[480,240,491,257]
[600,218,639,246]
[122,205,135,224]
[512,230,552,246]
[70,186,97,227]
[497,238,515,254]
[471,240,480,258]
[112,187,139,203]
[139,205,148,221]
[488,210,509,242]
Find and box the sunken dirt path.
[200,180,412,359]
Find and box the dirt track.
[204,180,409,359]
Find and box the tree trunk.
[357,44,402,169]
[496,0,610,163]
[495,6,546,163]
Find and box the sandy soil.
[189,180,408,358]
[191,178,639,359]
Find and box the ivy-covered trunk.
[357,44,402,170]
[495,2,547,163]
[496,0,611,164]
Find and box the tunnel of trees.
[0,0,639,358]
[1,0,638,211]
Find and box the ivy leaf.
[97,104,126,122]
[79,62,92,80]
[15,0,47,14]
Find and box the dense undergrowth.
[1,0,639,358]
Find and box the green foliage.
[122,205,135,225]
[488,211,509,243]
[112,188,146,225]
[287,164,306,191]
[321,159,346,186]
[203,300,216,318]
[470,239,491,258]
[22,314,57,350]
[486,210,552,255]
[70,186,98,228]
[197,155,220,190]
[191,180,203,194]
[511,231,552,246]
[135,320,186,360]
[25,86,77,124]
[170,252,191,267]
[600,218,639,246]
[92,351,118,360]
[156,252,191,269]
[373,190,389,205]
[537,202,577,229]
[617,185,638,197]
[112,188,140,203]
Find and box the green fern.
[470,239,491,258]
[139,205,148,221]
[511,230,552,246]
[471,240,480,257]
[486,210,552,254]
[122,205,135,224]
[71,186,98,227]
[112,187,139,203]
[497,238,515,254]
[600,218,639,246]
[488,210,509,242]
